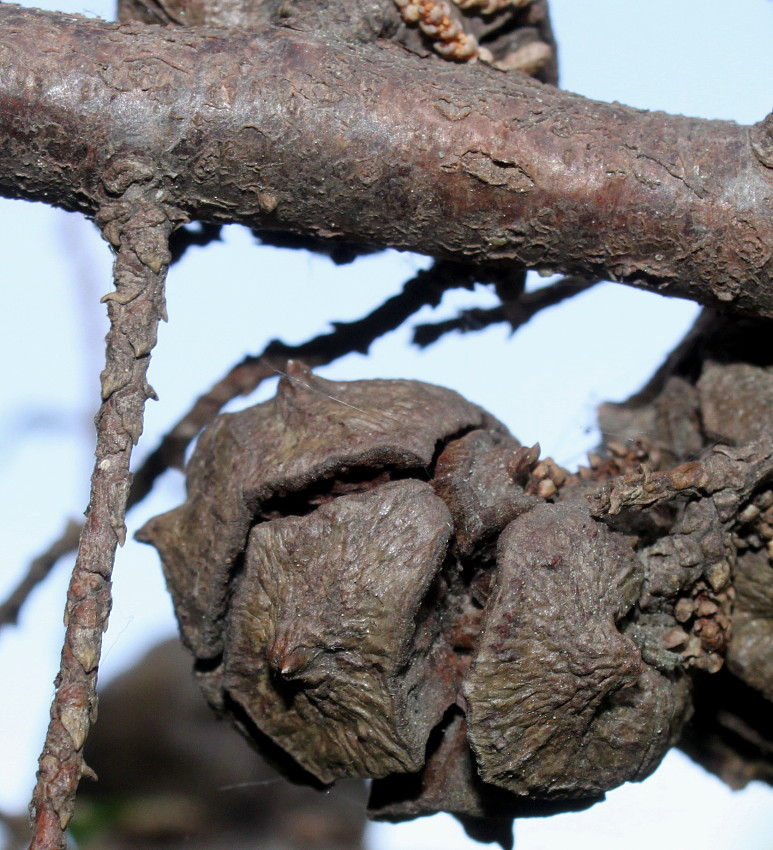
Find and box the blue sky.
[0,1,771,848]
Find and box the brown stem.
[28,198,173,850]
[0,7,770,317]
[0,521,82,629]
[413,275,599,346]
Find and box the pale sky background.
[0,1,772,848]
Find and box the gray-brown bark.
[598,310,773,791]
[28,185,176,850]
[0,4,771,316]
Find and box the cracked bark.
[0,4,771,316]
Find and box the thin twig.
[253,229,380,265]
[0,520,82,627]
[28,195,174,850]
[412,275,601,347]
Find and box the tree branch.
[0,521,81,629]
[0,6,770,316]
[28,191,175,849]
[413,274,599,346]
[168,221,222,264]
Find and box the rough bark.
[599,310,773,788]
[28,185,177,849]
[0,4,771,316]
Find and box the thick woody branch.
[0,6,771,316]
[28,195,174,849]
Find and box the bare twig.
[412,275,600,347]
[28,192,174,850]
[590,440,773,518]
[4,9,770,316]
[253,229,380,265]
[0,521,81,628]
